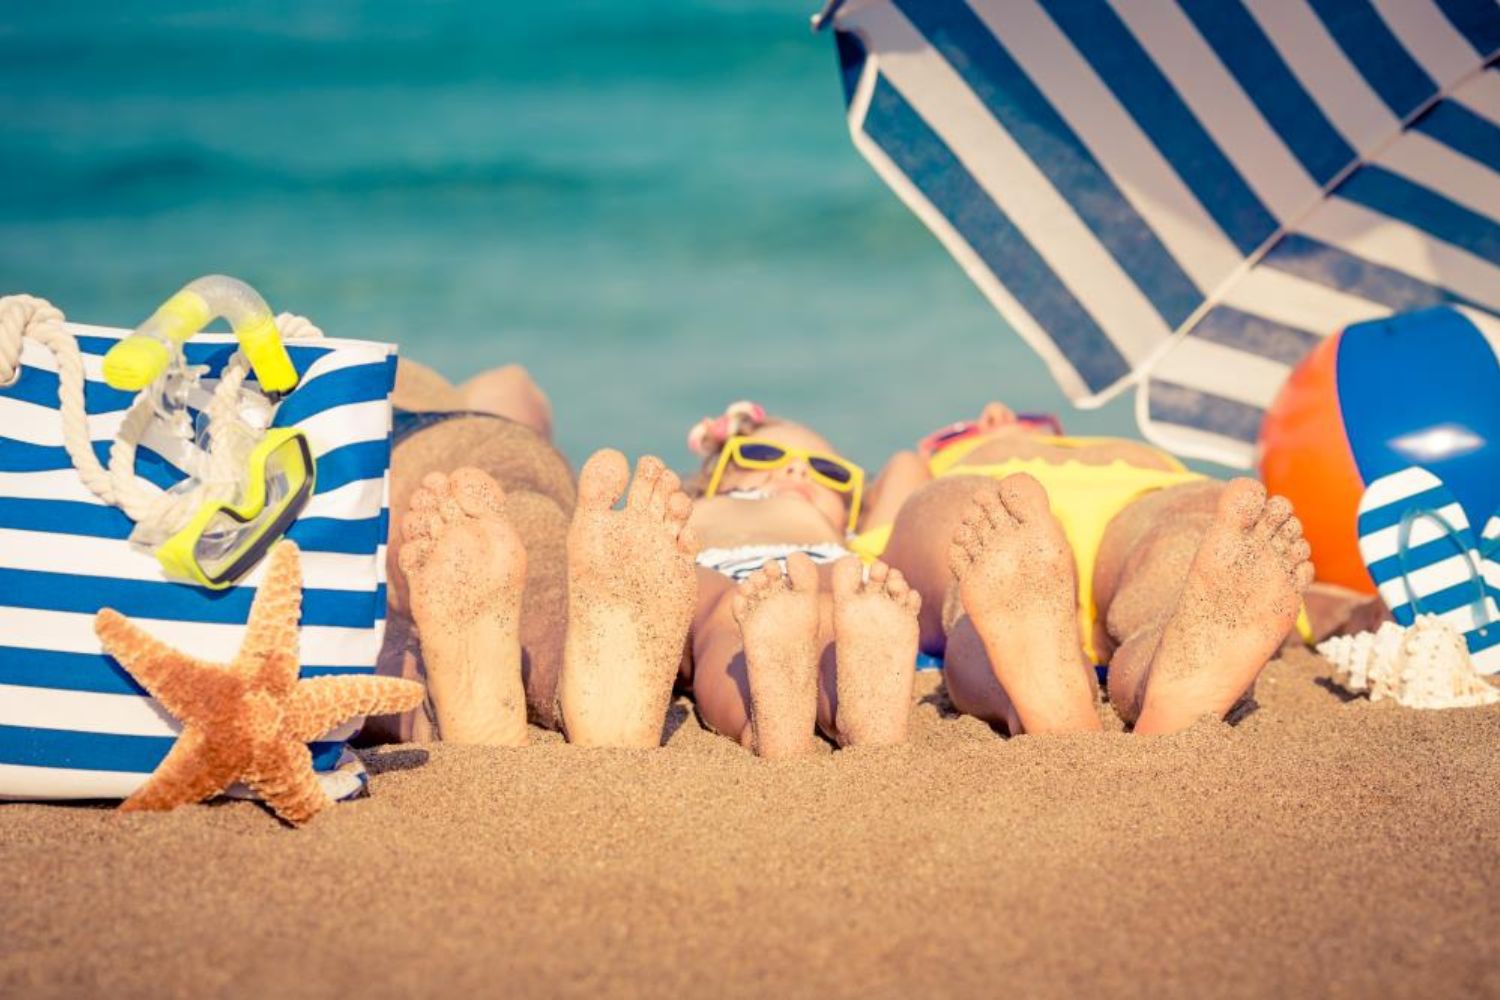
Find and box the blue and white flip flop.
[1357,466,1499,674]
[1484,512,1500,651]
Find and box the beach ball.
[1257,306,1500,593]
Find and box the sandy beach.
[4,647,1498,999]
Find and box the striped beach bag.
[0,296,397,801]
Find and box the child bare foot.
[950,473,1100,734]
[830,557,920,747]
[1134,480,1313,735]
[559,451,698,748]
[398,468,528,745]
[732,553,822,758]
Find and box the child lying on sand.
[863,403,1315,736]
[682,403,921,756]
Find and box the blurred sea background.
[1,0,1146,473]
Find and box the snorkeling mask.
[102,276,315,590]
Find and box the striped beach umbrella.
[816,0,1500,468]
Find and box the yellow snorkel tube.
[102,275,300,398]
[111,277,316,590]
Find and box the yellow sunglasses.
[705,435,864,532]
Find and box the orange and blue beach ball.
[1258,306,1500,594]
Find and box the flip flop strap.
[1396,506,1492,634]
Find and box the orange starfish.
[94,541,424,825]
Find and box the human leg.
[728,554,824,757]
[881,475,1000,654]
[685,567,759,749]
[1096,480,1313,735]
[948,474,1100,734]
[396,469,529,745]
[377,403,574,741]
[827,556,921,746]
[690,554,920,756]
[460,364,555,441]
[878,473,1092,735]
[558,451,699,748]
[936,605,1023,734]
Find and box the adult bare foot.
[398,468,528,745]
[830,557,920,747]
[559,451,698,748]
[732,553,822,758]
[1134,479,1313,735]
[950,473,1099,734]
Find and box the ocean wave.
[0,145,661,213]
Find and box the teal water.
[1,0,1140,471]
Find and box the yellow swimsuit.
[850,435,1203,661]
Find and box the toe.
[1218,478,1267,531]
[1269,517,1302,557]
[403,509,442,542]
[1253,496,1293,545]
[626,455,665,512]
[1294,561,1315,590]
[998,473,1049,523]
[784,551,819,593]
[952,523,979,555]
[578,449,630,510]
[866,559,890,589]
[450,467,507,519]
[408,482,442,513]
[397,539,433,580]
[831,556,863,598]
[650,468,681,520]
[1261,495,1294,532]
[676,524,700,556]
[666,491,693,539]
[735,571,766,611]
[949,542,973,579]
[743,565,771,595]
[432,489,466,526]
[759,558,785,589]
[904,590,923,615]
[885,569,910,602]
[974,488,1007,529]
[786,548,822,593]
[1276,515,1304,546]
[1288,538,1312,563]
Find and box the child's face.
[717,421,852,531]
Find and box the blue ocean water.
[0,0,1141,472]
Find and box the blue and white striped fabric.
[825,0,1500,467]
[1357,466,1499,674]
[0,324,397,801]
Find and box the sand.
[4,648,1499,999]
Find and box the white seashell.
[1317,615,1500,710]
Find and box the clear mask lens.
[194,434,311,582]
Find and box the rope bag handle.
[0,292,322,526]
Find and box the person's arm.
[858,450,933,532]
